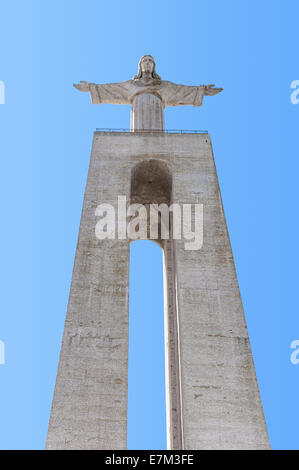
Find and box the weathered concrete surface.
[46,132,269,450]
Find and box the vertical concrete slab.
[172,134,269,449]
[46,133,131,449]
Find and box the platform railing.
[95,128,208,134]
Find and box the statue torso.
[128,78,165,131]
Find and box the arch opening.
[127,240,167,449]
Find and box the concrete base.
[46,131,269,450]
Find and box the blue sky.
[0,0,298,449]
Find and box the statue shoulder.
[159,80,175,87]
[159,80,188,91]
[100,79,133,89]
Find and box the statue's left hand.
[203,84,223,95]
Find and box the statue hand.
[73,81,91,92]
[203,84,223,96]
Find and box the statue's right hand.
[73,81,90,92]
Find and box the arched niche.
[130,159,172,246]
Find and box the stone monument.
[46,55,270,450]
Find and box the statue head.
[134,55,161,80]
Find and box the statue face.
[140,56,154,75]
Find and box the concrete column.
[46,133,131,450]
[163,239,183,450]
[172,134,270,449]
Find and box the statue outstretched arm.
[73,81,131,105]
[162,82,223,107]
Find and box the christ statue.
[74,55,223,131]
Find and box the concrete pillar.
[46,133,131,450]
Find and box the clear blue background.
[0,0,298,450]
